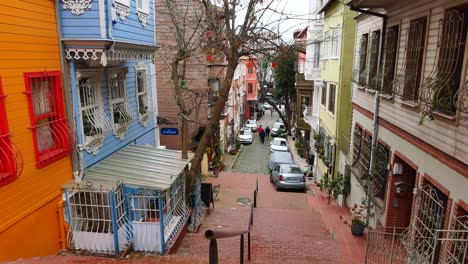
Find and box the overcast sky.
[268,0,311,43]
[233,0,311,43]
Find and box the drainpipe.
[55,0,83,179]
[348,4,387,226]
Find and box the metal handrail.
[205,178,258,264]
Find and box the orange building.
[0,0,73,261]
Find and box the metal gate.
[366,184,463,264]
[401,184,446,263]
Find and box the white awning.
[65,145,193,191]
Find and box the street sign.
[161,128,179,135]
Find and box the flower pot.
[351,223,365,236]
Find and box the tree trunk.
[181,117,188,159]
[187,56,239,179]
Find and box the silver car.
[270,164,306,192]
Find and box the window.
[24,71,69,168]
[136,64,150,126]
[328,84,336,114]
[108,68,132,139]
[368,30,381,90]
[78,70,111,154]
[402,17,427,101]
[248,66,253,74]
[136,0,149,13]
[331,28,340,58]
[358,34,369,86]
[0,78,21,187]
[432,5,468,114]
[248,83,253,94]
[382,25,399,95]
[209,79,220,104]
[352,128,372,181]
[300,95,310,118]
[136,0,150,26]
[323,31,330,59]
[314,42,321,67]
[352,125,362,164]
[321,84,327,106]
[370,143,390,200]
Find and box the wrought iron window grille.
[368,31,381,91]
[352,132,371,182]
[380,26,400,95]
[419,8,468,120]
[108,69,133,139]
[357,34,369,87]
[77,70,112,155]
[368,143,389,201]
[393,18,427,101]
[0,82,23,187]
[24,71,73,167]
[455,81,468,115]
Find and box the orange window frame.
[24,71,69,168]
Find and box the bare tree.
[158,0,310,178]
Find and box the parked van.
[268,151,294,171]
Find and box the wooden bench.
[212,184,220,200]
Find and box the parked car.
[270,164,306,191]
[271,122,286,137]
[268,151,294,171]
[263,102,272,110]
[270,137,288,153]
[237,127,253,144]
[245,119,257,132]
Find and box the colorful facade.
[0,0,73,261]
[315,0,356,184]
[348,0,467,261]
[59,0,158,168]
[243,57,259,119]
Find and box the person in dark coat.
[265,126,271,139]
[259,129,266,144]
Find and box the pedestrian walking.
[258,125,263,135]
[271,109,273,116]
[265,126,271,139]
[259,129,265,144]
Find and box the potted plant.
[350,203,366,236]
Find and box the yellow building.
[315,0,356,186]
[0,0,73,261]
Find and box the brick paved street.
[10,111,365,264]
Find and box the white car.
[245,119,257,132]
[237,128,253,144]
[263,102,272,110]
[271,122,285,137]
[270,137,288,153]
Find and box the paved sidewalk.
[286,137,367,264]
[178,172,339,264]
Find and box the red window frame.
[24,71,69,168]
[248,83,253,94]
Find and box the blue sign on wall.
[161,128,179,135]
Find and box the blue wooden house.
[58,0,193,256]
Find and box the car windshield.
[282,166,302,174]
[240,130,252,135]
[272,139,287,146]
[273,123,284,129]
[247,120,256,125]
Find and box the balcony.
[303,106,319,132]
